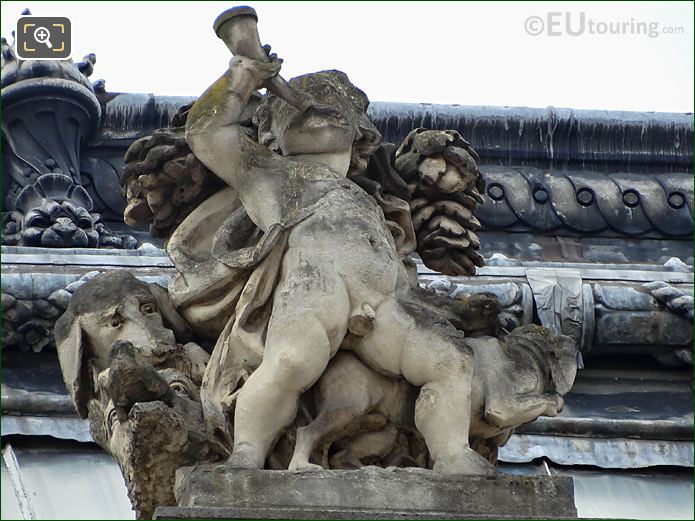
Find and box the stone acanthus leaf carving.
[1,271,102,353]
[1,174,136,248]
[1,293,60,353]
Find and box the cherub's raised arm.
[184,56,281,184]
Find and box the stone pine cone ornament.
[122,104,223,239]
[395,128,486,276]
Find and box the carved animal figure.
[55,271,217,519]
[289,325,577,471]
[107,340,174,422]
[54,270,204,417]
[95,366,222,520]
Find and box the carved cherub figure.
[116,6,576,478]
[179,39,496,472]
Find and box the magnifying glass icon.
[33,26,53,49]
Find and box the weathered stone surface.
[167,467,576,519]
[289,326,575,472]
[54,271,223,519]
[53,5,580,517]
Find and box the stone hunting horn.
[213,6,310,110]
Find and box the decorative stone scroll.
[477,166,693,238]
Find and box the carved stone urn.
[1,37,135,248]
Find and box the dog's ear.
[548,336,578,395]
[149,283,191,342]
[55,313,90,418]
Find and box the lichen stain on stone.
[186,74,231,134]
[416,388,439,411]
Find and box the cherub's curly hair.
[253,70,382,176]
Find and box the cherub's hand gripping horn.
[213,6,311,111]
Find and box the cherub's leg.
[230,258,350,469]
[405,349,492,475]
[354,298,494,475]
[230,314,334,468]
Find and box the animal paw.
[543,394,564,417]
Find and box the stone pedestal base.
[154,466,577,519]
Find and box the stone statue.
[55,270,575,516]
[179,7,501,475]
[54,5,579,517]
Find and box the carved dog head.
[55,271,224,518]
[55,271,189,417]
[505,324,578,395]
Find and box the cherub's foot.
[228,442,260,469]
[288,461,324,472]
[432,447,495,476]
